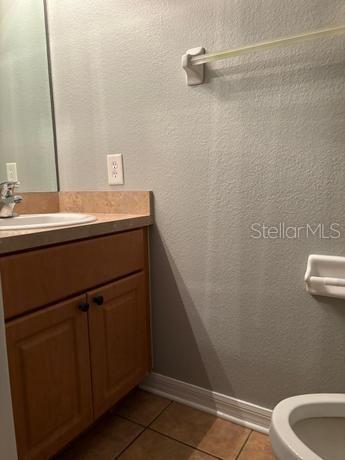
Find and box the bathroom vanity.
[0,192,153,460]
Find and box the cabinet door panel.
[6,296,93,460]
[88,272,150,418]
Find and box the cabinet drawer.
[1,229,146,319]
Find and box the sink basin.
[0,213,97,230]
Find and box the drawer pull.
[78,302,90,312]
[93,296,104,306]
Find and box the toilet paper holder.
[305,254,345,299]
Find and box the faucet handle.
[0,181,22,217]
[0,180,20,186]
[0,180,20,189]
[0,181,20,199]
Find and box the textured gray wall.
[47,0,345,408]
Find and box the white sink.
[0,213,97,230]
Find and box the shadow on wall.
[202,52,345,100]
[148,226,253,448]
[149,226,247,404]
[150,225,225,390]
[317,296,345,389]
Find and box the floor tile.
[56,414,143,460]
[238,431,276,460]
[118,429,217,460]
[151,402,250,459]
[114,389,171,426]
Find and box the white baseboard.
[140,372,272,434]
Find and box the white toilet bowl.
[269,394,345,460]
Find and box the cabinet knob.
[93,295,104,306]
[78,302,90,312]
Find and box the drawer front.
[1,229,146,319]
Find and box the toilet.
[269,394,345,460]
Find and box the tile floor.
[56,389,276,460]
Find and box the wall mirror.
[0,0,58,192]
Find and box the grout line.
[148,427,222,460]
[115,413,147,429]
[115,399,173,429]
[148,400,174,426]
[235,430,253,460]
[55,411,144,459]
[113,426,146,460]
[113,400,174,459]
[148,428,221,459]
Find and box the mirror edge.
[43,0,60,191]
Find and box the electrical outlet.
[6,163,17,181]
[107,154,124,185]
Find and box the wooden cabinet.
[3,229,151,460]
[1,229,145,319]
[88,272,150,418]
[6,295,93,460]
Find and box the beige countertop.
[0,191,153,255]
[0,212,152,255]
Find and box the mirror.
[0,0,58,192]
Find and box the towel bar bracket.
[182,47,205,86]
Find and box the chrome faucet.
[0,181,23,218]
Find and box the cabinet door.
[6,296,93,460]
[88,272,150,418]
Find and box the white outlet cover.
[107,154,124,185]
[6,163,17,182]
